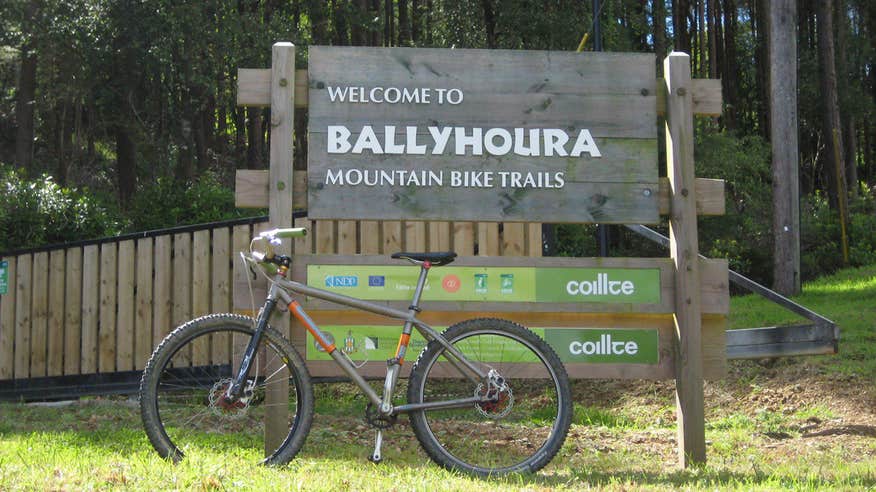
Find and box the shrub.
[126,172,259,232]
[551,131,876,285]
[695,131,774,283]
[801,192,876,278]
[0,165,122,251]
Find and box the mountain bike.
[139,227,572,476]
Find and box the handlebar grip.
[260,227,308,239]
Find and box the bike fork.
[226,291,278,399]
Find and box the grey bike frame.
[263,267,491,415]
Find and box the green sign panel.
[534,268,661,303]
[306,325,532,363]
[306,325,658,365]
[307,265,660,304]
[0,260,7,295]
[306,325,429,362]
[543,328,659,364]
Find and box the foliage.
[0,0,874,283]
[800,192,876,278]
[553,131,775,282]
[696,131,773,283]
[0,164,121,251]
[126,172,258,232]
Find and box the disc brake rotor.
[474,371,514,418]
[208,378,253,419]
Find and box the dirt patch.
[564,359,876,471]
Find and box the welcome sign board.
[307,47,659,223]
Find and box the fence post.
[664,52,706,467]
[264,42,296,456]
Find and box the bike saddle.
[391,251,457,266]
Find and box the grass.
[730,264,876,378]
[1,265,875,490]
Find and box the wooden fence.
[0,215,547,384]
[0,218,269,382]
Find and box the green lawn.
[1,265,874,490]
[730,264,876,378]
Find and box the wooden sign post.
[236,44,724,467]
[263,42,295,455]
[665,52,706,465]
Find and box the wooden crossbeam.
[235,170,725,217]
[237,68,723,116]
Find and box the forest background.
[1,0,874,293]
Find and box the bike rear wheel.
[407,318,572,476]
[139,314,313,465]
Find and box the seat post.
[409,261,432,311]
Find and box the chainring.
[365,403,398,429]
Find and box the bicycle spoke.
[409,320,570,475]
[141,316,311,464]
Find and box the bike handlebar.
[249,227,306,269]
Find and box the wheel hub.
[208,378,253,418]
[475,370,514,418]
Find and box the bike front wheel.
[407,318,572,476]
[139,314,314,465]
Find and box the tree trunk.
[216,70,228,166]
[384,0,393,46]
[835,0,858,196]
[56,103,70,185]
[309,0,329,44]
[234,106,246,166]
[15,1,39,175]
[371,0,382,45]
[411,0,420,44]
[817,0,850,264]
[352,0,369,45]
[754,0,770,137]
[398,0,410,45]
[246,107,264,169]
[194,111,209,174]
[653,0,667,73]
[708,0,719,78]
[426,0,433,45]
[673,0,691,54]
[115,125,137,207]
[770,0,801,296]
[843,118,859,194]
[721,0,738,130]
[697,0,706,75]
[333,0,350,45]
[818,0,847,208]
[481,0,498,48]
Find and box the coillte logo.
[569,334,639,356]
[565,272,635,297]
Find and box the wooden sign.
[307,46,658,224]
[288,255,728,382]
